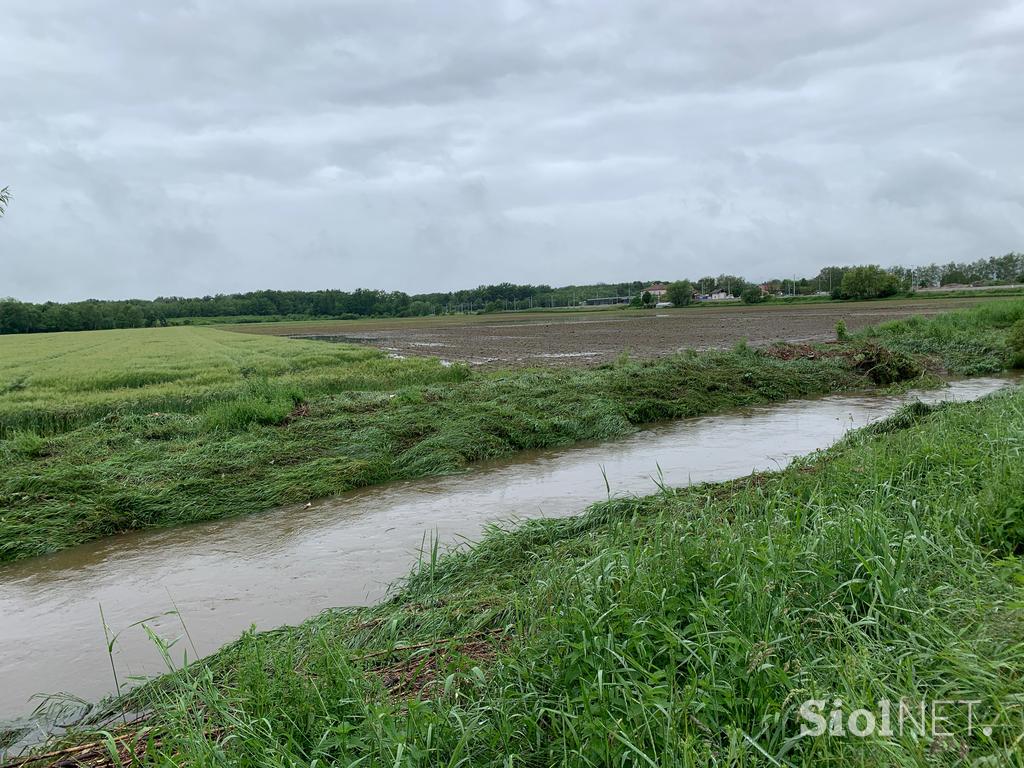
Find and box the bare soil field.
[232,298,994,367]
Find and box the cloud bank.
[2,0,1023,301]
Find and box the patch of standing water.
[0,376,1019,733]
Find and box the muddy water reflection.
[0,377,1017,720]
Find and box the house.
[644,283,669,298]
[709,288,733,301]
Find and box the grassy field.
[28,378,1024,766]
[0,326,465,439]
[2,302,1022,563]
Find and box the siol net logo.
[798,697,1024,748]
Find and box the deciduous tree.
[665,280,693,306]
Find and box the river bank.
[0,375,1013,730]
[9,377,1024,766]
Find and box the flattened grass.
[0,348,862,562]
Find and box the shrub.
[731,338,751,355]
[740,285,764,304]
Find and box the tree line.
[0,285,641,334]
[1,185,1022,332]
[0,256,1021,335]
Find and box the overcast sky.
[2,1,1023,302]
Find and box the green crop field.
[0,326,465,439]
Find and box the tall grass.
[866,299,1024,374]
[45,385,1024,766]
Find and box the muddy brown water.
[0,377,1018,734]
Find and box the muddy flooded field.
[236,298,991,366]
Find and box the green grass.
[866,299,1024,375]
[2,301,1022,563]
[0,346,864,562]
[0,326,466,439]
[41,380,1024,766]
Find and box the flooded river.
[0,376,1018,727]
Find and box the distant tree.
[811,266,848,295]
[0,187,10,217]
[887,266,915,293]
[696,276,716,295]
[741,284,766,304]
[836,265,900,300]
[914,264,941,288]
[940,262,972,286]
[713,274,746,296]
[665,280,693,307]
[991,253,1023,283]
[641,291,653,305]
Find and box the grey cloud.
[1,0,1023,302]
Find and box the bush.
[740,285,765,304]
[730,338,751,355]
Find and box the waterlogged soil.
[245,299,990,366]
[0,375,1017,729]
